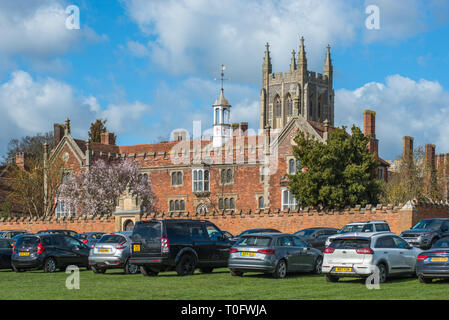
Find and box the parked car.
[0,230,29,239]
[228,233,323,278]
[10,233,30,247]
[11,234,90,272]
[322,232,421,283]
[37,229,77,237]
[416,237,449,283]
[130,219,232,276]
[400,218,449,250]
[75,232,105,248]
[89,231,139,274]
[0,238,13,269]
[325,221,391,247]
[294,228,339,252]
[228,228,281,243]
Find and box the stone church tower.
[259,37,334,130]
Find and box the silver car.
[228,233,323,278]
[88,231,139,274]
[322,232,422,283]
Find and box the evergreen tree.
[288,125,382,209]
[88,119,116,143]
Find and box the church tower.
[259,37,334,130]
[213,65,232,148]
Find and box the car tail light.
[82,239,88,244]
[229,248,238,254]
[116,240,126,250]
[324,248,335,254]
[161,238,169,253]
[257,249,275,255]
[90,245,95,249]
[36,243,45,254]
[417,255,428,261]
[356,248,374,255]
[12,244,15,255]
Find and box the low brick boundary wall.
[1,200,448,235]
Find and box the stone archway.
[123,219,135,231]
[196,203,208,215]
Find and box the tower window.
[275,96,281,117]
[286,96,292,117]
[258,196,264,209]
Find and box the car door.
[278,236,301,271]
[0,239,12,268]
[205,222,231,266]
[374,235,403,274]
[292,236,315,270]
[392,236,415,272]
[62,236,89,266]
[190,222,214,264]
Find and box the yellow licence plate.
[133,244,141,252]
[431,257,448,262]
[241,252,256,257]
[19,252,29,257]
[335,267,353,272]
[98,248,110,253]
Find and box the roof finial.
[214,64,229,93]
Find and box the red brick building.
[44,38,389,219]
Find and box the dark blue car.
[416,237,449,283]
[0,238,13,269]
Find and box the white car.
[325,221,391,247]
[322,232,422,283]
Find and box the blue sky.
[1,0,449,161]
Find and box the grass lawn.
[0,268,448,300]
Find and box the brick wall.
[1,200,448,235]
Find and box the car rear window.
[16,236,40,247]
[433,239,449,248]
[98,235,126,244]
[330,238,371,249]
[237,236,272,247]
[132,221,162,241]
[0,239,11,249]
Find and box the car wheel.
[176,254,196,276]
[199,267,214,274]
[325,274,339,282]
[91,266,106,274]
[313,256,323,274]
[230,269,244,277]
[273,259,287,279]
[140,265,159,276]
[124,260,140,274]
[43,257,57,273]
[418,274,432,284]
[377,263,388,283]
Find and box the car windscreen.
[412,220,443,230]
[339,225,364,233]
[15,236,40,248]
[433,239,449,248]
[330,238,370,249]
[236,236,272,247]
[98,235,126,244]
[295,229,316,237]
[132,222,162,241]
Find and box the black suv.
[130,219,231,276]
[401,219,449,249]
[11,234,90,272]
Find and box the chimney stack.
[15,152,25,169]
[402,136,414,162]
[363,110,378,155]
[100,132,116,145]
[232,123,240,137]
[240,122,248,136]
[172,130,187,142]
[54,123,64,146]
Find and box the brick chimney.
[425,144,436,191]
[402,136,414,162]
[232,123,240,136]
[15,152,25,169]
[364,110,378,155]
[54,123,64,146]
[240,122,248,136]
[100,132,116,145]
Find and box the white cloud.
[0,70,152,154]
[335,74,449,160]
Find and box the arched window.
[309,98,313,118]
[172,172,177,185]
[180,200,185,211]
[318,101,321,119]
[175,200,180,211]
[227,169,232,183]
[169,200,174,211]
[177,172,182,185]
[274,96,281,117]
[230,198,235,209]
[258,196,264,209]
[289,159,295,174]
[286,96,293,117]
[221,169,226,184]
[219,198,224,210]
[225,198,230,209]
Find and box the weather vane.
[214,64,229,92]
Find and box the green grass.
[0,268,448,300]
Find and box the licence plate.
[133,244,141,252]
[241,252,255,257]
[335,267,352,272]
[431,257,448,262]
[98,248,110,253]
[19,252,29,257]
